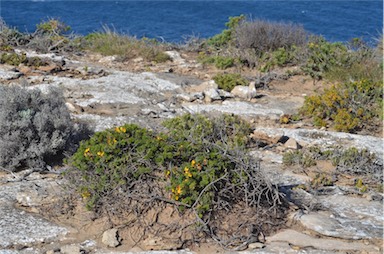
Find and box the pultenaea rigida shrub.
[67,113,281,220]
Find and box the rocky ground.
[0,49,382,254]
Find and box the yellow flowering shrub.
[300,79,383,133]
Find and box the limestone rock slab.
[0,205,67,248]
[300,195,384,240]
[267,229,378,252]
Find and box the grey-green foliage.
[0,86,74,171]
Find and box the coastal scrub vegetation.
[66,113,286,248]
[0,86,76,171]
[300,79,383,133]
[83,28,171,63]
[283,146,383,192]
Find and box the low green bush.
[66,113,286,247]
[0,86,74,171]
[198,54,235,69]
[300,37,380,83]
[67,114,254,213]
[259,47,298,72]
[213,73,248,92]
[206,15,245,48]
[36,19,71,35]
[0,52,48,66]
[66,124,168,209]
[300,79,383,133]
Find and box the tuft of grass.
[84,28,171,63]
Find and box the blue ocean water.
[0,0,382,44]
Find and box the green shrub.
[207,15,245,48]
[66,113,285,247]
[67,113,274,218]
[213,73,248,92]
[300,79,383,133]
[0,52,27,65]
[36,19,71,35]
[66,124,168,209]
[259,47,298,72]
[198,53,235,69]
[299,37,371,82]
[0,86,74,171]
[0,52,48,66]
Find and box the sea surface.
[0,0,382,44]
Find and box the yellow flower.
[191,160,196,167]
[184,167,192,178]
[115,127,120,133]
[165,170,171,177]
[84,147,91,157]
[120,126,126,133]
[176,185,182,195]
[97,151,104,157]
[175,195,179,201]
[156,136,163,141]
[81,190,91,199]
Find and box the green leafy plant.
[300,79,383,133]
[213,73,248,92]
[260,47,298,72]
[36,19,71,35]
[198,54,235,69]
[301,37,354,82]
[66,124,167,209]
[66,114,285,247]
[207,15,245,48]
[0,52,48,66]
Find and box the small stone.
[248,242,265,249]
[204,88,221,101]
[188,80,217,93]
[102,228,120,247]
[99,55,116,64]
[65,102,78,113]
[284,138,302,149]
[133,57,144,63]
[231,85,250,99]
[38,64,60,73]
[176,94,193,102]
[218,89,234,98]
[60,244,81,254]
